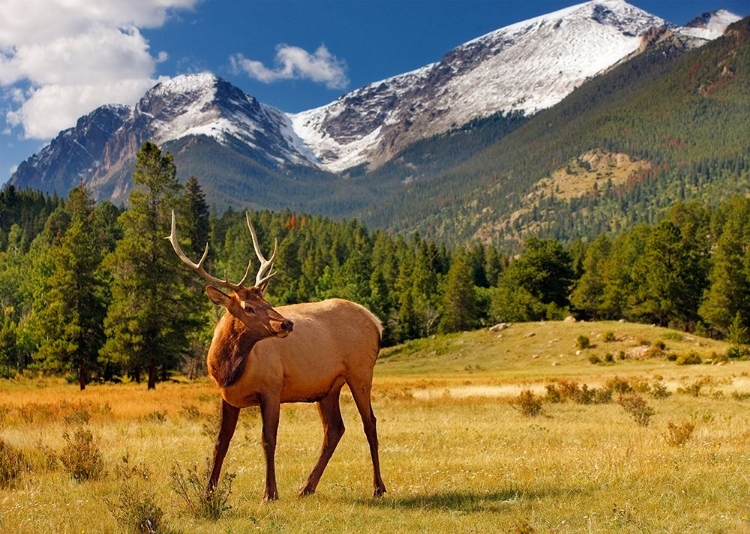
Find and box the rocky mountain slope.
[7,2,742,215]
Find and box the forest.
[0,142,748,389]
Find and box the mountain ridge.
[6,2,744,238]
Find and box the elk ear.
[206,286,231,307]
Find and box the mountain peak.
[680,9,742,40]
[147,72,220,98]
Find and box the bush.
[170,460,235,520]
[604,376,633,395]
[544,384,562,403]
[576,335,591,350]
[0,438,28,488]
[617,394,655,427]
[677,377,711,397]
[588,354,601,364]
[663,421,696,447]
[603,331,616,342]
[650,380,671,399]
[107,456,165,534]
[676,352,702,365]
[511,390,543,417]
[547,380,611,404]
[60,425,105,481]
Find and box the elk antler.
[167,211,253,292]
[246,212,278,292]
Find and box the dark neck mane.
[209,316,260,388]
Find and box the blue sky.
[1,0,747,184]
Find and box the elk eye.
[243,303,255,313]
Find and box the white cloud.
[231,44,349,90]
[7,79,160,139]
[0,0,198,140]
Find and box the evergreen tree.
[699,198,750,335]
[32,184,107,389]
[631,221,705,328]
[183,176,211,257]
[439,250,478,333]
[101,142,200,389]
[570,234,612,319]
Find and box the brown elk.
[167,212,386,501]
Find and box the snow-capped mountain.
[8,1,741,204]
[291,1,739,172]
[10,73,316,202]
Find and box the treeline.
[0,143,748,388]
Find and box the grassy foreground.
[1,320,749,533]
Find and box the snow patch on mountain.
[678,9,742,40]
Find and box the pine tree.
[29,184,106,389]
[439,251,477,334]
[699,198,750,335]
[101,142,200,389]
[570,234,612,319]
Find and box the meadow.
[1,320,748,533]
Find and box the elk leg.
[207,399,240,496]
[349,382,387,497]
[260,396,281,501]
[298,385,346,496]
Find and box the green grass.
[1,321,749,533]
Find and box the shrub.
[0,438,28,488]
[650,380,671,399]
[107,456,165,534]
[663,421,696,447]
[60,425,105,481]
[144,410,167,423]
[544,384,562,403]
[180,405,201,421]
[677,377,711,397]
[654,340,666,351]
[617,394,655,427]
[511,390,543,417]
[588,354,601,364]
[548,380,611,404]
[576,335,591,350]
[604,376,633,395]
[170,460,235,520]
[604,352,614,363]
[676,352,702,365]
[603,331,616,342]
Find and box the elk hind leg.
[298,384,345,496]
[348,378,386,497]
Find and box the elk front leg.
[260,396,281,501]
[207,399,240,496]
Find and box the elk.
[167,212,386,501]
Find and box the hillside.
[358,16,750,246]
[377,320,733,382]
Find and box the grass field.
[1,320,749,533]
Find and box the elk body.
[168,212,386,501]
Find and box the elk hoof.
[297,485,316,497]
[373,486,386,497]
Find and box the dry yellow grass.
[1,321,749,533]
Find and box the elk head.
[167,211,293,339]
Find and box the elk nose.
[281,319,294,333]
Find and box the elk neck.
[207,313,267,389]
